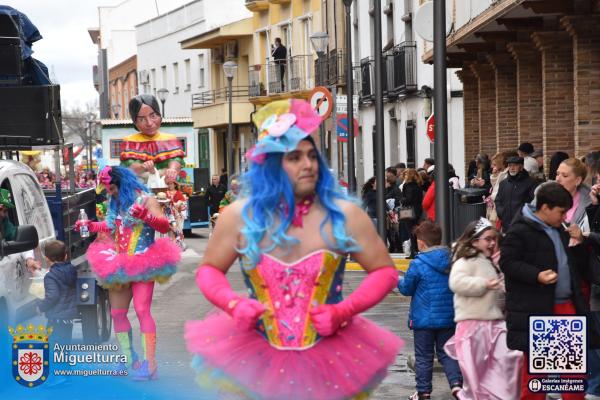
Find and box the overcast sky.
[5,0,121,110]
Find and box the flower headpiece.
[245,99,322,164]
[474,217,493,236]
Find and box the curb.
[346,258,411,272]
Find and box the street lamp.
[310,32,329,156]
[223,61,238,178]
[156,88,169,117]
[343,0,356,194]
[111,103,121,119]
[85,112,96,171]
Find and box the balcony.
[245,0,269,12]
[191,86,254,128]
[248,55,314,100]
[327,49,346,86]
[314,56,329,87]
[385,42,417,97]
[359,42,417,104]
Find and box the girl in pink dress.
[444,218,522,399]
[185,99,403,399]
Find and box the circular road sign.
[309,86,333,120]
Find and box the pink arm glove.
[130,203,171,234]
[75,220,110,233]
[309,266,398,336]
[196,264,265,330]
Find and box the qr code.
[529,316,586,374]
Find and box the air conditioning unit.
[224,41,238,59]
[139,70,149,84]
[211,46,224,64]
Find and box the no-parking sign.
[336,114,359,142]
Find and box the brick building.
[108,55,138,119]
[423,0,600,173]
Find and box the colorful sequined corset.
[114,218,155,255]
[241,250,346,350]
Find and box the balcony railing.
[359,42,417,104]
[327,49,346,86]
[192,86,250,107]
[386,42,418,97]
[249,54,314,97]
[314,56,329,87]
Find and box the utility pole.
[434,0,450,244]
[373,0,385,239]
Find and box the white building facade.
[135,0,252,118]
[352,0,465,186]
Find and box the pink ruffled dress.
[185,250,403,400]
[87,205,181,287]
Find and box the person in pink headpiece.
[185,99,403,399]
[77,165,181,381]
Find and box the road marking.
[346,258,410,272]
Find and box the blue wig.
[239,138,360,268]
[105,166,149,229]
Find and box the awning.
[180,18,253,49]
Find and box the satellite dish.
[414,0,453,42]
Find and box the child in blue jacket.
[397,221,462,400]
[37,240,77,345]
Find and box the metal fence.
[386,41,418,97]
[249,55,314,97]
[191,86,250,107]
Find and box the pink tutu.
[444,320,522,400]
[185,312,403,400]
[87,237,180,285]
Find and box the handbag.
[398,206,416,221]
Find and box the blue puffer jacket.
[37,262,78,320]
[397,246,455,329]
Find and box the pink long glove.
[309,266,398,336]
[75,220,110,233]
[130,203,170,233]
[196,264,266,330]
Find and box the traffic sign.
[336,114,359,142]
[335,94,359,116]
[426,114,435,143]
[309,86,333,120]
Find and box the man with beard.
[494,156,537,230]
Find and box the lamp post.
[85,112,96,171]
[343,0,355,194]
[111,103,121,119]
[310,31,329,156]
[156,88,169,117]
[373,0,386,238]
[223,61,238,178]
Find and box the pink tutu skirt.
[87,237,180,286]
[185,312,403,400]
[444,320,522,400]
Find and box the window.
[406,120,416,168]
[110,139,124,159]
[184,59,191,91]
[173,62,179,93]
[198,54,205,88]
[151,68,156,92]
[161,65,167,89]
[11,174,54,241]
[177,137,187,156]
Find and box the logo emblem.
[9,324,52,388]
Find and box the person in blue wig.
[185,99,403,400]
[77,166,181,381]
